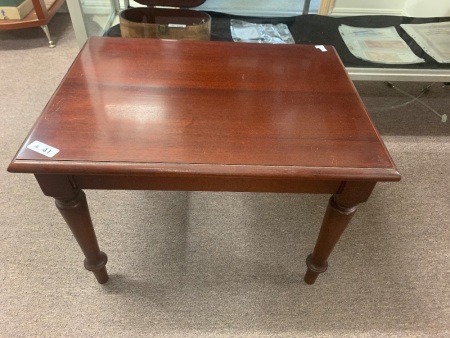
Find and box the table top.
[9,37,400,181]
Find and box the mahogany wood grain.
[8,37,400,285]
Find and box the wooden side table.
[8,37,400,285]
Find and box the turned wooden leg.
[56,191,109,284]
[304,181,376,285]
[35,174,109,284]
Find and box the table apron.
[72,174,344,194]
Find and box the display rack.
[0,0,66,47]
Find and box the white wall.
[86,0,450,18]
[331,0,450,17]
[331,0,406,16]
[196,0,318,17]
[403,0,450,17]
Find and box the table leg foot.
[55,190,109,284]
[84,252,109,284]
[304,254,328,285]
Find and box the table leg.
[303,0,312,15]
[304,181,376,284]
[35,175,109,284]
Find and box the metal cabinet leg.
[303,0,312,15]
[40,25,56,48]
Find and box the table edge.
[7,160,401,182]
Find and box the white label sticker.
[315,45,327,52]
[27,140,60,158]
[168,24,187,28]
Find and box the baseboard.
[331,7,404,17]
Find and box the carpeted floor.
[1,13,449,337]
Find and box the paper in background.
[401,21,450,63]
[339,24,425,64]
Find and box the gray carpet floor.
[1,14,449,337]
